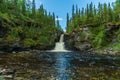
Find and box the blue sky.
[34,0,116,30]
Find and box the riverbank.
[65,1,120,56]
[0,1,63,53]
[64,24,120,56]
[89,48,120,55]
[0,51,55,79]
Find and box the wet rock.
[89,61,95,67]
[64,28,92,51]
[74,42,91,51]
[0,68,15,79]
[3,75,14,79]
[12,51,17,54]
[84,74,90,78]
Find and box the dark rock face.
[0,42,26,52]
[0,41,53,52]
[64,27,92,51]
[0,31,63,52]
[105,23,120,31]
[65,24,120,53]
[74,42,91,51]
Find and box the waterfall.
[51,34,70,52]
[59,34,64,42]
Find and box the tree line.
[66,0,120,49]
[66,0,120,33]
[0,0,62,50]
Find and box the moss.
[0,38,3,42]
[5,27,23,42]
[23,38,37,47]
[91,25,107,48]
[113,43,120,50]
[0,13,11,23]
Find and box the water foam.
[50,34,71,52]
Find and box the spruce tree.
[66,13,69,30]
[72,5,75,18]
[32,0,36,18]
[22,0,26,15]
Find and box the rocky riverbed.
[0,51,120,80]
[0,51,55,80]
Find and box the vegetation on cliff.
[0,0,62,51]
[66,0,120,51]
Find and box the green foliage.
[23,38,36,47]
[114,0,120,22]
[91,25,107,48]
[113,43,120,50]
[0,0,62,49]
[0,13,11,23]
[113,28,120,50]
[6,26,23,42]
[38,36,49,44]
[0,38,3,42]
[66,0,120,50]
[67,1,120,33]
[78,31,89,41]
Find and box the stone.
[0,68,15,79]
[74,42,91,51]
[12,51,16,54]
[3,75,14,79]
[85,74,90,78]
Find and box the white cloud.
[55,18,63,21]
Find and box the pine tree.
[81,8,85,25]
[52,13,56,27]
[98,3,103,24]
[72,5,75,18]
[89,2,93,17]
[88,2,94,24]
[56,16,62,30]
[93,5,96,16]
[86,4,89,24]
[26,0,32,17]
[108,3,113,22]
[76,5,79,14]
[103,3,108,22]
[0,0,3,11]
[56,16,60,27]
[66,13,69,30]
[114,0,120,22]
[0,0,3,3]
[22,0,26,15]
[32,0,36,18]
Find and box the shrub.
[23,38,36,47]
[92,25,107,48]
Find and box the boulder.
[74,42,91,51]
[64,27,92,51]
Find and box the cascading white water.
[51,34,70,52]
[59,34,64,42]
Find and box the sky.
[34,0,116,30]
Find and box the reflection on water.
[0,52,120,80]
[53,53,74,80]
